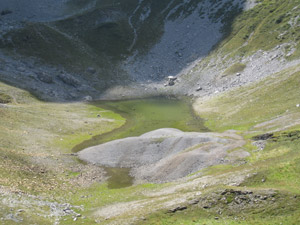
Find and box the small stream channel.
[74,97,208,189]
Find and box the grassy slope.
[194,66,300,131]
[0,80,126,191]
[0,81,126,224]
[189,0,300,76]
[217,0,300,60]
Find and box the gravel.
[123,0,243,82]
[78,128,249,183]
[0,186,82,224]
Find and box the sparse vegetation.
[140,189,300,225]
[222,62,246,76]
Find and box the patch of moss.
[225,194,234,203]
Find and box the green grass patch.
[222,63,246,76]
[0,92,13,103]
[243,129,300,193]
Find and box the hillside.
[0,0,248,100]
[1,0,300,224]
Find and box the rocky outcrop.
[57,73,80,87]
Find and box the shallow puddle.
[104,167,134,189]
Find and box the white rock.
[83,96,93,101]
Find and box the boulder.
[83,96,93,101]
[87,67,96,74]
[167,76,177,86]
[168,80,175,86]
[37,72,53,84]
[57,73,80,87]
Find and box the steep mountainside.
[0,0,249,101]
[1,0,299,101]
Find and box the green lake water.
[73,97,208,188]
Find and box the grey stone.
[83,96,93,101]
[57,74,80,87]
[37,72,53,84]
[87,67,96,74]
[188,199,199,205]
[168,206,187,213]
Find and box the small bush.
[275,15,285,24]
[0,93,13,104]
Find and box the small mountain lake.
[73,97,208,188]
